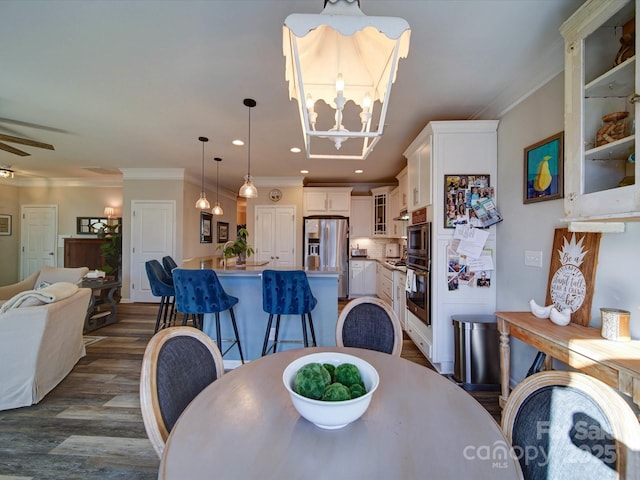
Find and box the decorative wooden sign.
[545,228,601,326]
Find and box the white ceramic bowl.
[282,352,379,430]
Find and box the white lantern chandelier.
[283,0,410,160]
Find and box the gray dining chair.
[139,326,224,458]
[335,296,403,356]
[501,370,640,479]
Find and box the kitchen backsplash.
[350,237,405,259]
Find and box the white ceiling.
[0,0,584,192]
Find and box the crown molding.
[252,176,304,187]
[0,177,123,188]
[120,168,185,180]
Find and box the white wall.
[496,73,640,383]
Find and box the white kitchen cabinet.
[254,205,296,266]
[561,0,640,224]
[389,187,404,238]
[376,261,393,306]
[404,136,432,212]
[303,187,352,216]
[371,186,394,237]
[350,196,373,238]
[349,259,376,296]
[396,166,408,211]
[393,269,406,328]
[404,120,499,374]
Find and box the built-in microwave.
[407,222,431,258]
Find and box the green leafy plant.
[218,227,254,261]
[99,223,122,279]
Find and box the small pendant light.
[212,157,224,215]
[195,136,211,209]
[238,98,258,198]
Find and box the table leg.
[498,317,510,408]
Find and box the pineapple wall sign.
[523,131,564,204]
[545,228,601,327]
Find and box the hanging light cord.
[247,105,252,177]
[201,140,205,192]
[216,158,220,203]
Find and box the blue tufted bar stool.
[145,260,177,333]
[261,270,318,356]
[172,268,244,363]
[162,255,178,278]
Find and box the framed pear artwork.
[544,228,601,326]
[523,132,564,204]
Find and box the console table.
[496,311,640,410]
[81,279,121,333]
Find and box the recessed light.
[290,147,301,153]
[300,169,309,174]
[232,139,244,146]
[354,169,364,174]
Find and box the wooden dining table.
[159,347,523,479]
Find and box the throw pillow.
[36,281,52,290]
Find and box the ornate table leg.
[498,317,510,408]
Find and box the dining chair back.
[261,269,318,356]
[161,256,178,279]
[145,259,176,333]
[501,370,640,479]
[336,296,403,356]
[140,326,224,458]
[172,268,244,363]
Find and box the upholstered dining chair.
[140,326,224,458]
[335,296,403,356]
[501,370,640,480]
[145,260,176,333]
[261,269,317,356]
[161,255,178,279]
[172,268,244,363]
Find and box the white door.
[20,205,58,279]
[255,205,295,267]
[130,200,175,302]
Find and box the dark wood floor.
[0,302,500,479]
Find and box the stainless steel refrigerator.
[303,216,349,299]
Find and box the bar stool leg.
[273,315,282,353]
[154,296,165,333]
[301,314,309,347]
[228,308,244,364]
[307,312,317,347]
[214,312,222,351]
[262,314,275,356]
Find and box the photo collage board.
[444,174,502,229]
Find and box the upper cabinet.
[371,186,394,237]
[404,134,432,212]
[350,196,373,238]
[561,0,639,223]
[396,166,408,211]
[303,187,352,216]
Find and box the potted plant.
[218,227,254,265]
[99,223,122,280]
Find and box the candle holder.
[600,308,631,342]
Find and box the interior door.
[20,205,58,279]
[254,205,295,267]
[130,200,175,302]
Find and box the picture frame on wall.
[0,214,11,236]
[443,174,491,228]
[217,221,229,243]
[523,131,564,204]
[200,212,213,243]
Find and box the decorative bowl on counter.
[282,352,379,430]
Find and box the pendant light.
[212,157,224,215]
[195,136,211,210]
[238,98,258,198]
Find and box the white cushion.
[36,266,89,286]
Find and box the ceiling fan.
[0,133,54,156]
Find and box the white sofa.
[0,266,91,411]
[0,266,89,301]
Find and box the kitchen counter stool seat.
[261,270,317,356]
[145,259,176,333]
[172,268,244,363]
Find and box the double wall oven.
[406,221,431,326]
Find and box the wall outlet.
[524,250,543,268]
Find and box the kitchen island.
[180,257,340,366]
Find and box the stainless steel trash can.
[452,315,500,390]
